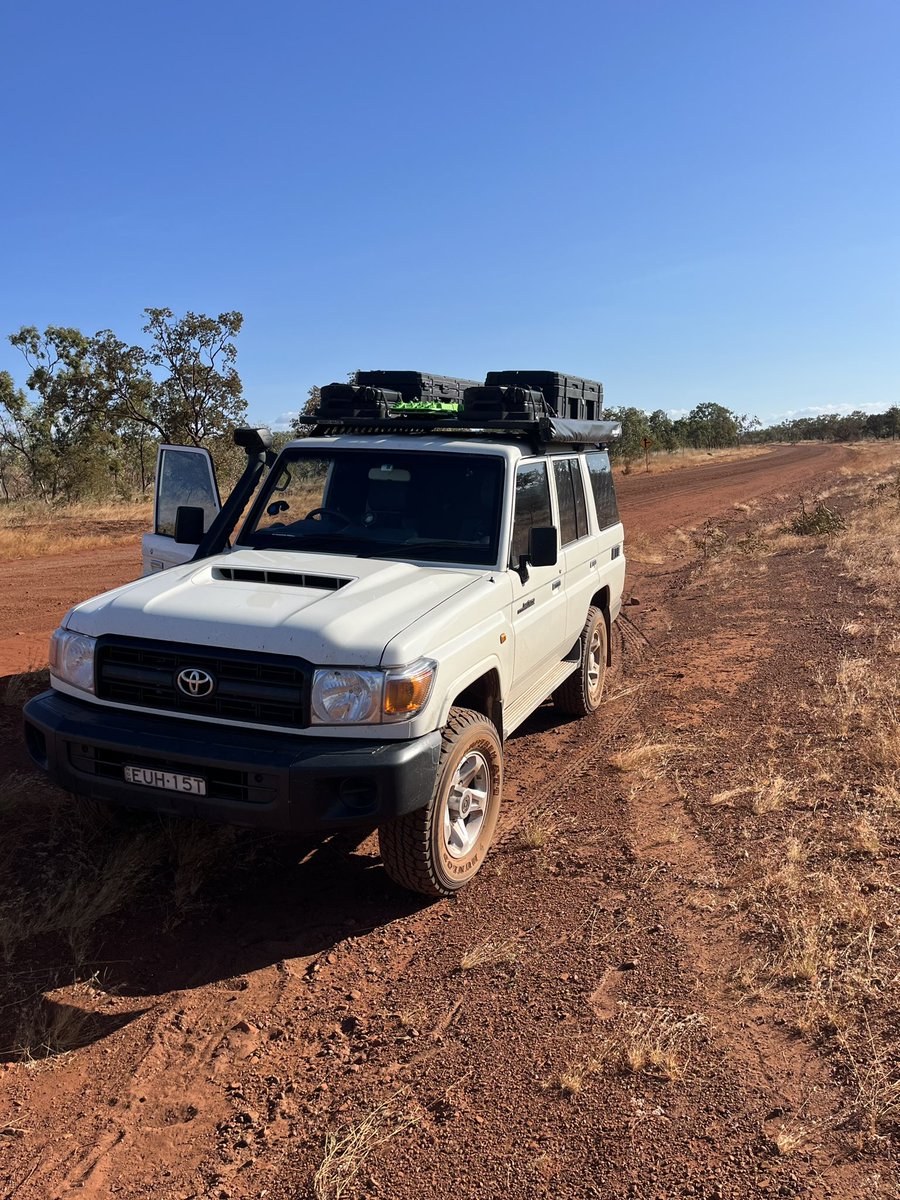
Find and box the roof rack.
[310,369,619,449]
[308,415,622,450]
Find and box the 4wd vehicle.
[24,371,625,897]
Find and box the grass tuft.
[608,740,678,776]
[459,936,520,971]
[312,1093,419,1200]
[521,815,558,849]
[593,1005,704,1082]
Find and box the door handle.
[589,559,597,568]
[551,580,562,591]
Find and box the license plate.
[123,766,207,796]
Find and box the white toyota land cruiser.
[24,371,625,897]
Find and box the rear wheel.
[553,606,608,716]
[378,707,503,897]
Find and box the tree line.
[604,403,761,461]
[605,401,899,462]
[3,312,898,501]
[748,408,900,446]
[0,309,247,502]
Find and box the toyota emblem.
[176,667,215,698]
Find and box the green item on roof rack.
[393,400,461,416]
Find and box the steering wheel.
[304,507,350,527]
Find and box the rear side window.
[553,458,588,545]
[585,451,620,530]
[511,461,552,561]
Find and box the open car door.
[141,444,221,575]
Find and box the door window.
[553,458,588,545]
[510,461,552,562]
[585,451,620,529]
[155,447,220,538]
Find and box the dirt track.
[2,442,896,1199]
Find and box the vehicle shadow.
[101,828,430,1001]
[507,697,578,739]
[0,826,430,1059]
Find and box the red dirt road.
[0,445,851,675]
[0,545,141,674]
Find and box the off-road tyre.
[553,606,608,716]
[378,707,503,898]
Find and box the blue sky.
[1,0,898,428]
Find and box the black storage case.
[462,385,548,422]
[318,382,404,419]
[355,371,479,405]
[483,371,603,421]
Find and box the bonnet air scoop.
[213,566,351,591]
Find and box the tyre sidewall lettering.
[432,732,502,888]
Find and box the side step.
[503,659,578,739]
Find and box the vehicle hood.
[64,549,481,665]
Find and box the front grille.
[96,638,308,728]
[69,744,276,805]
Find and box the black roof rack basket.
[309,414,621,449]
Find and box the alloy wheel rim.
[443,750,490,858]
[587,626,604,699]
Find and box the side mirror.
[529,526,558,567]
[174,505,206,545]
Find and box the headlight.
[310,659,436,725]
[311,669,383,724]
[49,628,97,694]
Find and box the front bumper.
[23,690,441,833]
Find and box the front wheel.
[378,707,503,897]
[553,606,608,716]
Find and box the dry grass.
[0,817,166,963]
[710,769,796,814]
[521,814,558,849]
[840,1020,900,1145]
[593,1005,704,1082]
[0,770,252,964]
[623,533,670,565]
[0,498,150,561]
[608,740,678,776]
[681,453,900,1145]
[818,655,900,763]
[552,1064,589,1096]
[312,1093,420,1200]
[9,994,98,1064]
[829,463,900,600]
[615,446,771,478]
[750,773,795,815]
[2,666,50,708]
[736,853,878,993]
[459,935,520,971]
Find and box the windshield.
[239,448,505,566]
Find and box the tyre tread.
[379,707,497,897]
[553,606,607,716]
